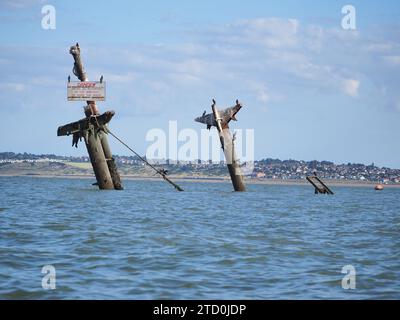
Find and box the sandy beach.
[1,173,399,188]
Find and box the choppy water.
[0,176,399,299]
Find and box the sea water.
[0,176,399,299]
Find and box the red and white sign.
[67,81,106,101]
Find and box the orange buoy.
[375,184,384,191]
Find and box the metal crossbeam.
[57,111,115,136]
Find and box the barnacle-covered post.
[57,43,122,190]
[195,99,246,191]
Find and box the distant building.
[255,172,266,178]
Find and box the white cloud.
[30,76,59,86]
[395,100,400,112]
[0,82,27,92]
[0,0,45,9]
[257,90,270,104]
[366,43,393,53]
[232,18,299,49]
[383,55,400,66]
[342,79,360,97]
[102,18,399,110]
[246,81,270,104]
[104,72,136,83]
[1,16,400,116]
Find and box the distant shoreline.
[1,173,400,188]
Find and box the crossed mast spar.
[57,43,183,191]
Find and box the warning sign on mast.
[67,81,105,101]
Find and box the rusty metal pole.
[69,43,114,190]
[212,101,246,192]
[99,132,123,190]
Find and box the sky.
[0,0,400,167]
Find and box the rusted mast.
[68,43,122,190]
[212,100,246,192]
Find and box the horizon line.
[0,151,397,170]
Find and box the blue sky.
[1,0,400,167]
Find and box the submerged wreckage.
[57,43,122,190]
[195,99,246,192]
[57,43,183,191]
[57,43,336,195]
[57,43,246,192]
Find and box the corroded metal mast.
[195,99,246,191]
[57,43,122,190]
